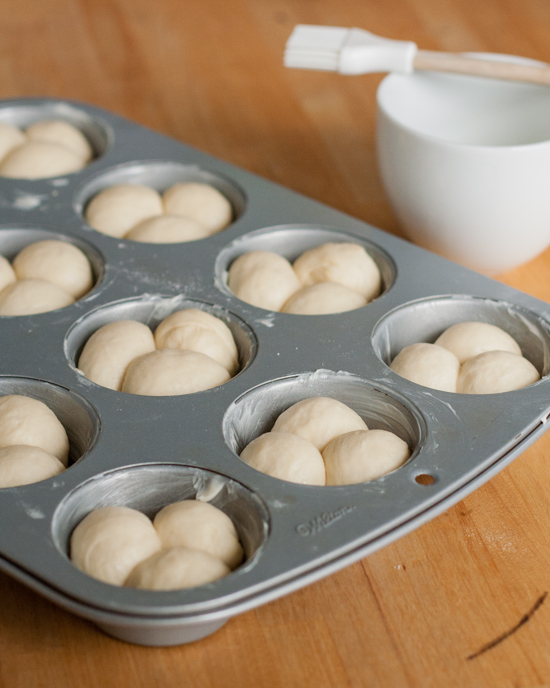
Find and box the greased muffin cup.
[0,97,549,646]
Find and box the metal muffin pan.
[1,97,550,646]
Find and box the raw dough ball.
[85,185,164,238]
[0,395,70,465]
[293,243,381,301]
[281,282,367,315]
[240,431,325,485]
[0,122,26,161]
[0,445,65,488]
[125,214,211,243]
[25,120,93,162]
[125,547,230,590]
[228,251,301,312]
[78,320,156,391]
[272,397,368,452]
[163,182,233,234]
[70,506,162,586]
[457,350,540,394]
[0,140,86,178]
[323,429,410,485]
[154,308,239,375]
[121,349,231,396]
[0,255,16,292]
[390,343,460,393]
[155,308,236,354]
[153,500,243,569]
[0,279,74,315]
[13,240,93,299]
[435,321,522,364]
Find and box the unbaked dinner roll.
[25,120,93,162]
[12,240,93,299]
[153,500,243,569]
[0,394,70,465]
[121,349,231,396]
[0,255,16,293]
[154,308,237,354]
[293,243,381,301]
[0,122,26,161]
[0,140,86,178]
[125,214,211,243]
[390,343,460,393]
[457,350,540,394]
[154,308,239,375]
[435,321,521,364]
[240,431,326,485]
[85,184,164,238]
[78,320,156,391]
[228,251,301,312]
[125,547,230,590]
[323,429,410,486]
[0,445,65,488]
[272,397,368,452]
[70,506,162,586]
[163,182,233,234]
[281,282,367,315]
[0,279,74,315]
[0,278,74,316]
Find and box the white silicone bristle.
[284,24,417,76]
[284,25,350,71]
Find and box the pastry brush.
[284,24,550,85]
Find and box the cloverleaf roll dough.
[0,395,70,465]
[70,506,162,587]
[125,547,230,591]
[293,242,381,301]
[154,308,239,375]
[124,214,211,243]
[0,140,86,178]
[0,279,74,315]
[323,429,410,486]
[121,349,231,396]
[12,240,93,299]
[154,308,237,354]
[457,350,540,394]
[153,500,243,569]
[25,120,93,162]
[228,251,301,312]
[0,445,65,488]
[390,343,460,393]
[0,122,26,161]
[435,321,521,364]
[163,182,233,234]
[240,431,326,485]
[281,282,367,315]
[85,184,164,238]
[78,320,156,391]
[272,397,368,452]
[0,255,16,293]
[0,120,93,179]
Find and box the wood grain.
[1,1,550,686]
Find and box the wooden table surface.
[2,1,550,686]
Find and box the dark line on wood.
[360,563,415,686]
[467,592,548,660]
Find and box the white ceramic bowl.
[376,56,550,274]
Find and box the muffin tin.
[1,97,550,646]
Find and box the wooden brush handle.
[414,50,550,85]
